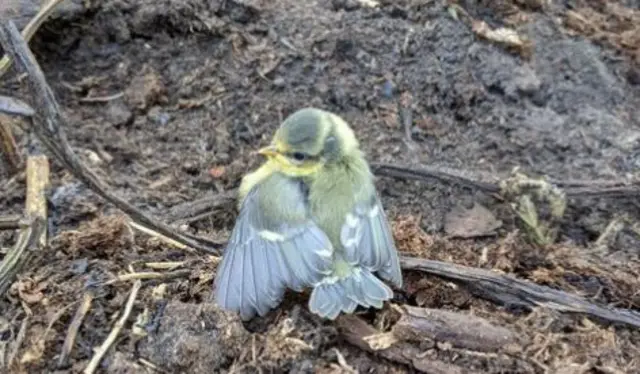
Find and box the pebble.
[148,106,171,126]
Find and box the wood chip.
[362,332,398,351]
[472,20,532,57]
[392,305,522,353]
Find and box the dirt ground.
[1,0,640,373]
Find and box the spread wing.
[340,195,402,288]
[214,176,334,320]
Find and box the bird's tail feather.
[308,267,393,320]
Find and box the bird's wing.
[340,194,403,288]
[214,180,334,320]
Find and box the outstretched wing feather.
[214,185,333,320]
[340,196,403,288]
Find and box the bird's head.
[258,108,360,177]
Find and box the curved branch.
[371,163,640,199]
[400,256,640,329]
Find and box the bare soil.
[1,0,640,373]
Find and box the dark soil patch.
[1,0,640,373]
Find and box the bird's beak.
[257,145,279,158]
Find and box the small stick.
[337,315,477,374]
[392,305,520,353]
[166,190,236,223]
[143,261,185,270]
[371,163,640,199]
[79,92,124,103]
[138,358,166,373]
[25,301,78,364]
[371,163,501,194]
[0,215,28,231]
[398,91,415,149]
[25,155,49,246]
[58,291,93,367]
[174,210,224,226]
[7,315,29,367]
[103,270,191,285]
[127,221,193,253]
[83,280,142,374]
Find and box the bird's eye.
[291,152,307,161]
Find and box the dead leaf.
[392,214,434,253]
[444,203,502,238]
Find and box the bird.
[213,107,402,321]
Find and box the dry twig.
[143,261,185,270]
[7,314,29,368]
[104,270,191,285]
[165,190,236,224]
[371,163,640,199]
[138,358,166,373]
[337,315,479,373]
[0,215,28,231]
[338,305,522,372]
[25,155,48,246]
[78,92,124,103]
[20,301,76,365]
[58,291,93,368]
[84,280,142,374]
[127,220,193,252]
[392,305,520,352]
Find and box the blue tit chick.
[214,107,403,320]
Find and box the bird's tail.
[308,266,393,320]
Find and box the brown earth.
[1,0,640,373]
